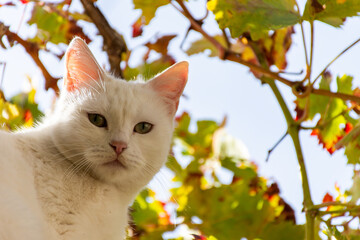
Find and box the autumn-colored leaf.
[323,192,334,203]
[295,73,351,154]
[145,34,177,56]
[267,27,294,70]
[131,17,143,37]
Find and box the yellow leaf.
[214,11,223,20]
[207,0,217,11]
[5,102,20,119]
[242,46,256,61]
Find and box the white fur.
[0,38,188,239]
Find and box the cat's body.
[0,38,188,240]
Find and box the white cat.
[0,37,188,240]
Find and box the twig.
[173,0,224,52]
[1,22,59,93]
[310,201,351,210]
[16,4,27,34]
[266,132,288,162]
[278,69,304,75]
[312,36,360,86]
[80,0,127,78]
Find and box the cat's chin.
[103,159,127,169]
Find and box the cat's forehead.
[99,77,159,123]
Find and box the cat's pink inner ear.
[149,61,188,114]
[64,38,102,92]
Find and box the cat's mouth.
[103,159,127,169]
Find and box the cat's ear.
[148,61,188,115]
[64,37,104,92]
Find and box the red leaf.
[24,110,32,123]
[327,146,335,154]
[322,192,333,203]
[20,0,29,4]
[131,17,143,38]
[310,129,319,136]
[345,122,353,133]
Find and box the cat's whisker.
[63,157,89,182]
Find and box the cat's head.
[50,37,188,191]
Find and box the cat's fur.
[0,38,188,240]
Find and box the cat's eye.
[134,122,153,134]
[88,113,107,128]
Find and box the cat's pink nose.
[109,141,127,155]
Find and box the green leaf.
[131,188,172,235]
[259,222,305,240]
[11,89,44,123]
[337,74,353,95]
[133,0,169,24]
[28,5,68,44]
[221,157,257,180]
[126,56,175,81]
[303,0,360,27]
[344,134,360,164]
[317,98,347,150]
[348,172,360,203]
[296,72,332,120]
[186,35,227,57]
[207,0,300,39]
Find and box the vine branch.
[0,22,59,93]
[80,0,127,78]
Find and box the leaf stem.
[262,79,315,240]
[295,1,310,80]
[309,21,314,80]
[312,36,360,86]
[263,79,314,239]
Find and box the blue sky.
[1,0,360,226]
